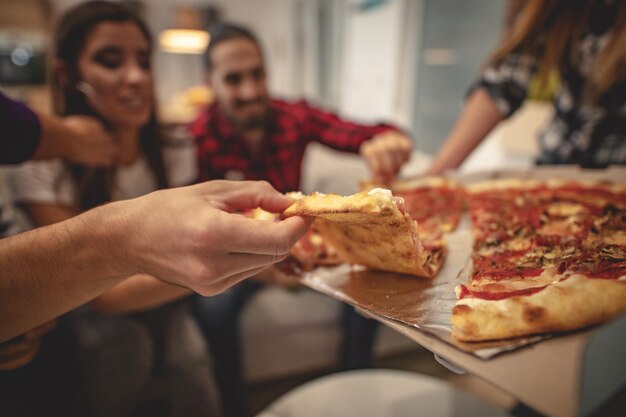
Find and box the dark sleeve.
[298,101,398,153]
[468,52,538,118]
[0,92,42,164]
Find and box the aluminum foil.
[299,217,545,359]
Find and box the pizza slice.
[283,188,444,278]
[452,179,626,342]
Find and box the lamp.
[159,7,209,54]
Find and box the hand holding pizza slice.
[247,194,343,272]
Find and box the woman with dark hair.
[7,2,218,416]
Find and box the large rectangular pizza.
[281,176,626,343]
[452,178,626,341]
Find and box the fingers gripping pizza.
[247,204,341,271]
[452,179,626,342]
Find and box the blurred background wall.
[1,0,506,156]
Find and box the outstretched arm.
[0,180,310,342]
[0,211,125,342]
[297,101,412,184]
[359,130,412,184]
[22,202,192,315]
[32,114,118,166]
[0,92,117,166]
[424,88,505,176]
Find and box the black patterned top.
[473,0,625,168]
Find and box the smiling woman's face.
[77,21,153,129]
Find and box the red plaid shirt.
[191,99,396,192]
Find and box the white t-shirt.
[7,142,197,209]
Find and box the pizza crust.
[451,274,626,341]
[465,178,541,193]
[467,178,626,195]
[361,176,459,192]
[544,178,626,194]
[284,190,399,222]
[283,190,443,277]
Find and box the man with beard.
[190,23,412,417]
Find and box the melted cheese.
[537,218,583,236]
[287,191,306,200]
[476,238,533,256]
[546,202,586,217]
[310,234,323,245]
[367,188,393,198]
[603,230,626,245]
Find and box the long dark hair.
[53,0,168,210]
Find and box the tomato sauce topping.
[458,284,548,300]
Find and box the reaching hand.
[112,180,312,296]
[62,115,118,167]
[360,130,412,184]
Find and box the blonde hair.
[488,0,626,100]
